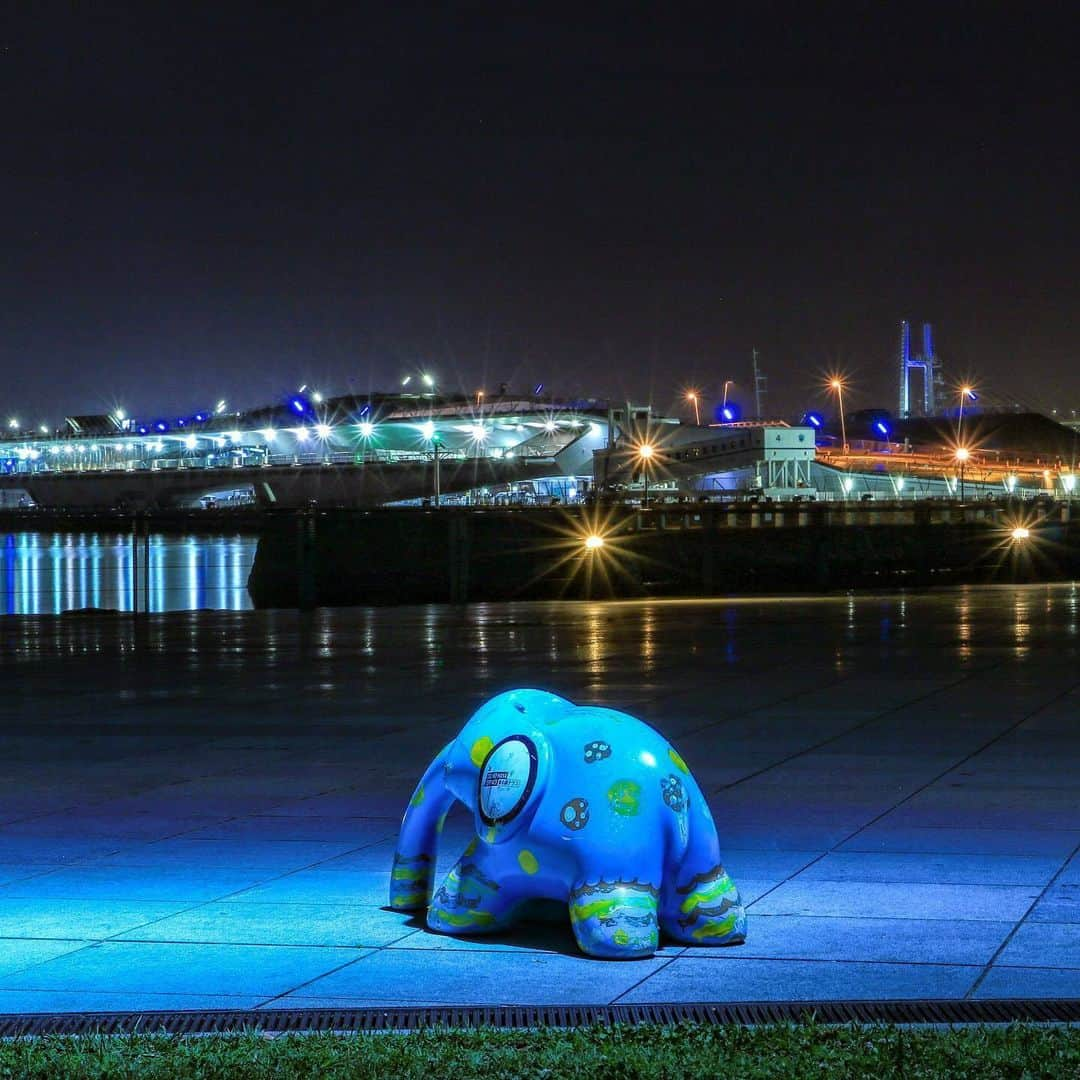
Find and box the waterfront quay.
[250,500,1077,606]
[0,589,1076,1012]
[1,498,1076,611]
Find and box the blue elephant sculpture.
[389,689,746,959]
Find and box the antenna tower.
[752,348,767,419]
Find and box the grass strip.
[0,1021,1077,1078]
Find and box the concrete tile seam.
[108,936,419,950]
[708,666,996,797]
[250,949,399,1012]
[603,952,687,1007]
[967,834,1080,999]
[827,677,1080,870]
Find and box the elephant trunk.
[388,742,457,911]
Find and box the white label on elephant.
[480,737,533,822]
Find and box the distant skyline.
[3,8,1077,425]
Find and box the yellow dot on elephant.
[517,849,539,874]
[470,735,494,767]
[668,747,690,774]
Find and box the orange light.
[583,534,605,550]
[955,447,970,462]
[637,443,655,460]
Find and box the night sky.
[3,7,1077,425]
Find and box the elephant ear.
[474,731,551,843]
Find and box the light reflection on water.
[0,532,258,614]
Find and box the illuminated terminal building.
[0,389,1072,510]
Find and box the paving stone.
[1027,884,1080,923]
[0,990,268,1012]
[838,826,1080,857]
[972,965,1080,999]
[222,869,390,907]
[94,838,366,870]
[750,880,1040,922]
[0,866,282,903]
[1058,855,1080,884]
[684,914,1011,966]
[185,817,398,844]
[278,948,668,1006]
[0,899,192,940]
[116,902,420,948]
[794,852,1064,887]
[0,837,134,865]
[617,957,979,1002]
[0,941,367,997]
[995,922,1080,968]
[0,940,95,978]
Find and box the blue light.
[966,390,978,401]
[193,412,208,423]
[533,382,544,396]
[290,397,309,416]
[137,425,150,435]
[721,407,734,421]
[153,421,169,433]
[804,411,824,428]
[875,421,890,436]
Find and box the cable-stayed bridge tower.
[898,320,943,417]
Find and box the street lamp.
[686,391,700,426]
[722,381,733,408]
[955,445,970,502]
[829,378,848,454]
[957,385,977,444]
[637,443,655,507]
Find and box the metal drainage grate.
[1,998,1079,1037]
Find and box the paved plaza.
[0,586,1077,1013]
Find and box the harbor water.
[0,532,258,615]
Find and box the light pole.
[686,392,700,426]
[957,385,977,445]
[431,432,443,506]
[722,381,733,409]
[830,378,848,454]
[638,443,655,507]
[955,446,969,501]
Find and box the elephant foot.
[663,864,746,945]
[426,855,509,935]
[568,879,660,959]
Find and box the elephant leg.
[568,877,661,959]
[661,862,746,945]
[426,840,520,936]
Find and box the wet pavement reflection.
[0,585,1077,1011]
